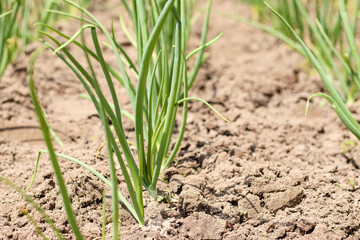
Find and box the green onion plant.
[0,0,28,79]
[234,0,360,104]
[0,0,90,80]
[30,0,226,235]
[265,0,360,140]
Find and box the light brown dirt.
[1,0,360,239]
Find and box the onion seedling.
[31,0,226,231]
[0,0,90,80]
[0,0,26,79]
[265,0,360,140]
[235,0,360,104]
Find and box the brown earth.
[1,0,360,239]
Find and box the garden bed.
[1,0,360,239]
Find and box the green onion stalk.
[234,0,360,103]
[265,0,360,141]
[0,0,90,80]
[30,0,227,230]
